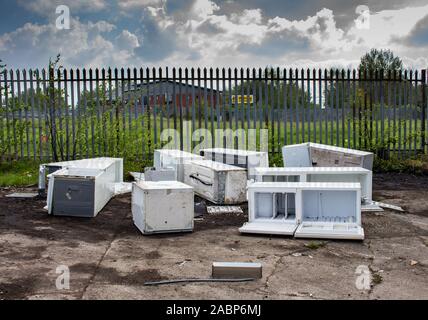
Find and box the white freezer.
[200,148,269,179]
[132,181,194,234]
[154,149,203,182]
[282,143,374,170]
[240,182,364,240]
[46,158,123,217]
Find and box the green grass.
[0,160,39,187]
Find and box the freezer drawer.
[132,181,194,234]
[154,149,203,182]
[183,159,247,204]
[294,222,364,240]
[200,148,269,179]
[239,221,298,235]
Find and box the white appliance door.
[239,222,298,236]
[294,223,364,240]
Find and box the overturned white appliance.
[240,182,364,240]
[282,143,374,170]
[200,148,269,179]
[253,167,380,212]
[154,149,203,182]
[183,159,247,204]
[47,158,123,217]
[132,181,194,234]
[144,167,176,181]
[39,157,123,196]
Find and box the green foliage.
[0,160,39,187]
[359,49,403,75]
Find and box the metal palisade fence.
[0,67,427,162]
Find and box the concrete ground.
[0,173,427,300]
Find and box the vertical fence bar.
[3,70,10,160]
[283,68,288,146]
[393,70,397,153]
[36,70,42,161]
[166,67,171,145]
[16,70,23,159]
[42,69,50,160]
[89,68,95,157]
[341,69,345,147]
[70,69,76,159]
[146,67,152,154]
[318,69,322,144]
[139,67,145,158]
[346,69,351,148]
[398,70,402,157]
[258,68,263,143]
[108,68,113,157]
[380,70,385,156]
[159,68,164,143]
[0,71,3,161]
[421,69,426,154]
[95,68,101,157]
[10,70,17,159]
[217,68,221,134]
[203,68,208,148]
[197,68,202,135]
[300,68,307,142]
[413,70,417,155]
[294,68,299,144]
[153,67,158,150]
[223,68,227,145]
[403,70,408,155]
[76,69,82,159]
[178,68,183,150]
[334,69,340,146]
[185,67,190,151]
[63,69,69,160]
[23,70,30,158]
[210,68,215,148]
[57,69,64,160]
[191,68,196,151]
[270,68,275,154]
[289,68,294,144]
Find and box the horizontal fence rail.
[0,67,427,163]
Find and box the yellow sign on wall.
[231,95,254,105]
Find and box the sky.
[0,0,427,70]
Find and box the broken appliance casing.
[200,148,269,179]
[154,149,203,182]
[253,167,380,211]
[183,159,247,204]
[132,181,194,234]
[240,182,364,240]
[46,158,123,217]
[144,167,176,181]
[282,143,374,170]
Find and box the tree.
[359,49,403,76]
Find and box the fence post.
[422,69,426,154]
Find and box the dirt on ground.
[0,173,427,300]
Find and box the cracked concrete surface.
[0,173,427,300]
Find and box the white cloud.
[116,30,140,49]
[191,0,220,20]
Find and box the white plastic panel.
[154,149,203,182]
[239,222,298,235]
[294,223,364,240]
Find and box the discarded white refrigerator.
[46,158,123,217]
[154,149,203,182]
[253,167,379,211]
[282,143,374,170]
[200,148,269,179]
[183,159,247,204]
[240,182,364,240]
[144,167,176,181]
[132,181,194,234]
